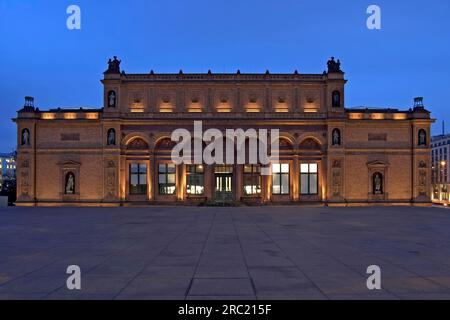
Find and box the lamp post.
[441,160,447,202]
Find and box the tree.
[0,179,17,206]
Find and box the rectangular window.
[159,163,176,195]
[301,163,318,195]
[272,163,290,195]
[129,163,147,195]
[186,165,205,196]
[243,165,261,196]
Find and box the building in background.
[431,134,450,203]
[0,151,16,191]
[14,58,434,207]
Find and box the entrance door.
[214,165,234,201]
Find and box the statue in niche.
[332,129,341,146]
[107,129,116,145]
[418,129,427,146]
[22,129,30,146]
[65,172,75,195]
[373,172,383,195]
[332,91,341,108]
[108,91,117,108]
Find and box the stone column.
[235,165,243,201]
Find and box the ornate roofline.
[103,72,342,83]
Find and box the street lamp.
[440,160,448,202]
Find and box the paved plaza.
[1,205,450,300]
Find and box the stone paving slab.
[0,206,450,300]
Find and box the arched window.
[126,138,149,150]
[65,172,76,195]
[107,129,116,146]
[21,128,30,146]
[373,172,383,195]
[332,129,341,146]
[107,90,117,108]
[332,91,341,108]
[418,129,427,146]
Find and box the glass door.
[214,165,234,201]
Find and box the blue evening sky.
[1,0,449,151]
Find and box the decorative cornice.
[112,73,333,83]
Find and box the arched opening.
[126,137,149,150]
[271,137,293,197]
[299,138,322,199]
[418,129,427,146]
[299,138,321,151]
[155,138,177,196]
[126,137,150,198]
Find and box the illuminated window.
[159,163,176,195]
[160,106,173,113]
[129,164,147,195]
[300,163,318,195]
[217,106,231,113]
[188,107,202,113]
[272,163,290,195]
[275,106,289,113]
[186,165,204,195]
[246,106,260,113]
[243,165,261,195]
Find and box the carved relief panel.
[301,89,322,112]
[242,88,265,112]
[19,160,31,199]
[128,90,146,112]
[105,160,118,199]
[272,90,292,112]
[185,89,206,112]
[417,160,428,198]
[331,159,342,198]
[214,90,234,112]
[157,89,177,112]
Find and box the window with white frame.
[272,163,290,195]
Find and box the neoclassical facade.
[14,58,433,206]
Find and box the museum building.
[14,58,433,206]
